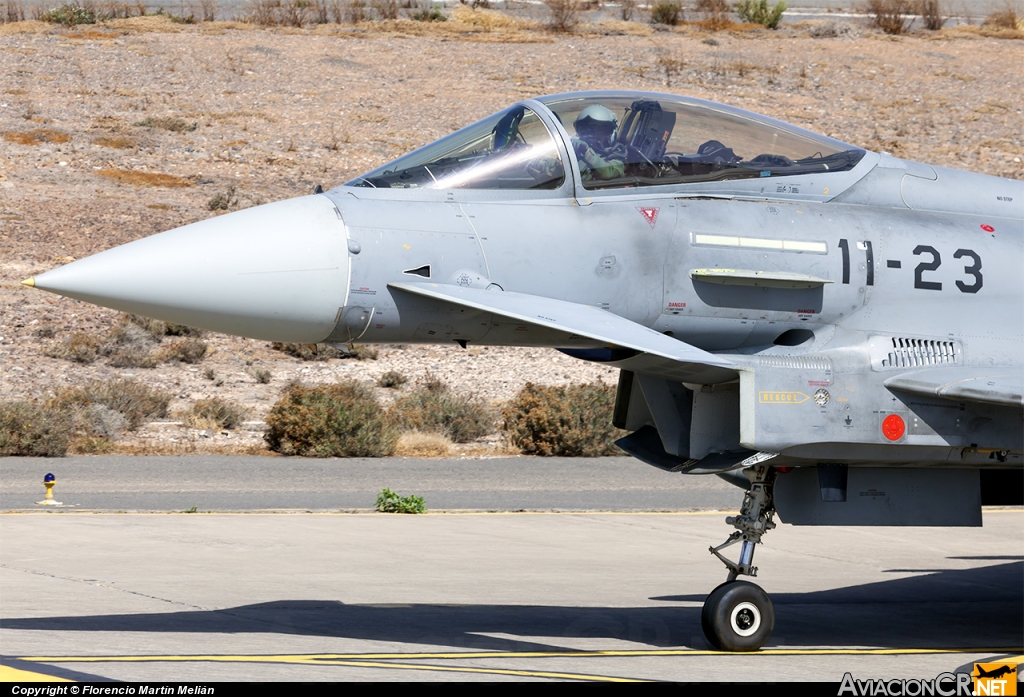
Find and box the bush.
[54,378,172,431]
[379,370,407,388]
[265,381,397,457]
[502,382,621,456]
[160,338,208,364]
[184,398,247,430]
[984,8,1019,29]
[40,3,96,24]
[651,1,681,25]
[375,487,426,514]
[543,0,579,32]
[918,0,944,30]
[734,0,786,28]
[410,2,445,21]
[863,0,914,34]
[102,322,159,368]
[271,342,377,361]
[251,367,273,384]
[43,332,100,363]
[389,378,494,443]
[0,401,73,457]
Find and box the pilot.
[572,105,628,182]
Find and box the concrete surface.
[0,456,742,512]
[2,509,1021,682]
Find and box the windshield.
[347,105,564,190]
[541,93,865,190]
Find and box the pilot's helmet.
[574,105,618,149]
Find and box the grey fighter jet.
[23,90,1024,651]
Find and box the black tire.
[701,581,774,651]
[700,581,733,641]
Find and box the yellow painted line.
[21,648,1024,663]
[289,659,643,682]
[0,665,72,682]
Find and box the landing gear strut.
[702,463,777,651]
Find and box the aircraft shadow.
[3,562,1020,652]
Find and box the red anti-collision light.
[882,414,905,441]
[981,224,995,233]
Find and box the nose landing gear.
[702,463,778,651]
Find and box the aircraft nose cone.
[30,195,349,343]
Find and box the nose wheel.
[702,463,778,651]
[701,580,775,651]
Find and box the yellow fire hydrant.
[37,472,62,506]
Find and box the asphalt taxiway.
[1,457,1021,682]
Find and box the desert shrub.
[271,342,376,361]
[375,487,426,513]
[271,342,346,361]
[372,0,398,19]
[619,0,636,20]
[543,0,579,32]
[3,1,27,22]
[133,117,198,133]
[696,0,728,16]
[208,187,238,211]
[81,404,128,439]
[379,370,407,388]
[160,338,208,364]
[389,378,494,443]
[410,1,444,20]
[251,367,273,384]
[163,322,204,337]
[734,0,786,28]
[650,1,680,24]
[197,0,218,21]
[184,398,247,430]
[863,0,914,34]
[40,3,96,24]
[984,7,1019,29]
[918,0,944,29]
[33,324,56,339]
[54,378,172,431]
[265,381,397,457]
[344,0,366,22]
[806,18,858,37]
[502,382,621,456]
[102,322,159,368]
[44,332,100,363]
[350,344,378,360]
[0,401,73,457]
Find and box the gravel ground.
[1,14,1021,454]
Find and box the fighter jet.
[22,90,1024,651]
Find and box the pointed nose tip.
[21,277,35,288]
[30,195,350,342]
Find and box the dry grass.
[593,19,652,36]
[394,431,452,457]
[450,5,535,31]
[91,135,136,148]
[939,23,1024,39]
[3,129,72,145]
[0,19,51,33]
[97,169,192,187]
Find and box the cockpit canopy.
[347,91,865,191]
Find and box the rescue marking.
[759,391,810,404]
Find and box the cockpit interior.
[348,91,866,192]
